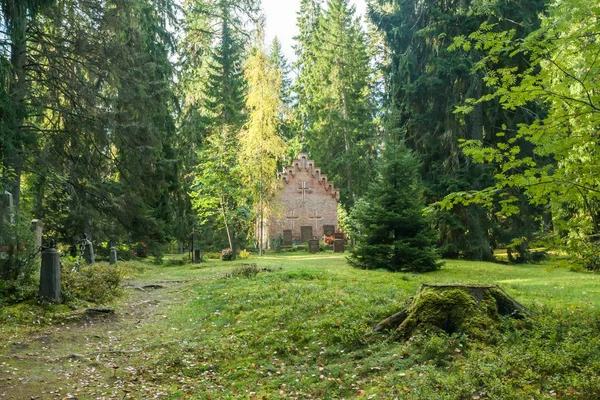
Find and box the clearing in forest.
[1,254,599,399]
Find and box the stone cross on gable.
[286,210,300,230]
[297,181,311,203]
[308,211,323,233]
[299,156,308,170]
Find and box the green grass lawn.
[123,253,600,399]
[1,253,599,399]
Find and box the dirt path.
[0,278,197,400]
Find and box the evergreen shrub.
[348,141,441,273]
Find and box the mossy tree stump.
[374,284,527,340]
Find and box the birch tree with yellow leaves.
[239,33,286,253]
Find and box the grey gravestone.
[283,230,293,246]
[333,239,345,253]
[334,232,345,240]
[301,226,313,243]
[192,232,202,264]
[39,247,61,301]
[192,233,201,263]
[109,247,118,265]
[323,225,335,237]
[30,219,43,257]
[308,239,320,254]
[84,239,95,264]
[4,191,14,223]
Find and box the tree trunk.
[5,0,28,212]
[465,80,493,261]
[374,284,527,340]
[231,229,237,261]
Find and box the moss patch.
[375,284,527,341]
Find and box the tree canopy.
[0,0,597,270]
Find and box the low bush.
[238,249,251,259]
[62,263,122,304]
[220,248,234,261]
[148,242,165,265]
[166,257,187,266]
[204,251,221,260]
[0,212,38,305]
[0,279,38,307]
[231,263,259,278]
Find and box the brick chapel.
[266,153,340,246]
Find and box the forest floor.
[1,254,599,399]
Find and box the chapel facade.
[266,153,340,246]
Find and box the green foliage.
[230,263,259,278]
[0,212,38,301]
[190,132,253,254]
[370,0,548,260]
[61,263,122,304]
[348,141,441,273]
[0,0,185,251]
[180,1,262,257]
[238,249,251,259]
[148,242,165,265]
[443,0,600,268]
[294,0,377,204]
[240,35,287,252]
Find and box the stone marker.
[333,239,345,253]
[301,226,313,243]
[192,233,201,263]
[308,239,320,254]
[334,232,345,240]
[109,246,118,265]
[323,225,335,237]
[39,246,61,301]
[84,237,95,264]
[283,230,293,246]
[4,190,14,223]
[30,219,43,251]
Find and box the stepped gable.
[265,153,340,246]
[279,153,340,201]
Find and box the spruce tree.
[348,133,441,273]
[369,0,548,261]
[269,37,296,152]
[294,0,377,205]
[0,0,55,211]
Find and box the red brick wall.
[268,153,339,242]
